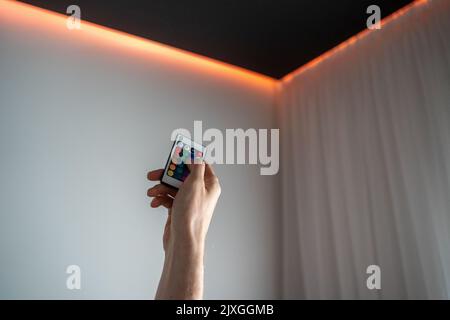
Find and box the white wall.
[0,2,280,299]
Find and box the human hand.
[147,163,221,252]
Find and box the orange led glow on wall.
[0,0,276,90]
[282,0,429,82]
[0,0,429,87]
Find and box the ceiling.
[19,0,414,79]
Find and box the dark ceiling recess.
[19,0,413,79]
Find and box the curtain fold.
[279,0,450,299]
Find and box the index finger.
[147,169,164,181]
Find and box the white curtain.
[279,0,450,299]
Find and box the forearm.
[155,236,205,300]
